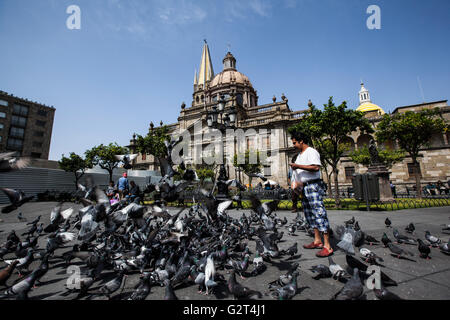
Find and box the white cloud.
[249,0,271,17]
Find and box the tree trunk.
[108,169,114,184]
[413,160,422,199]
[333,167,341,208]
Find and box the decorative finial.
[204,39,207,44]
[181,102,186,109]
[160,120,163,126]
[133,133,136,140]
[281,93,286,101]
[308,99,312,107]
[150,121,154,129]
[272,95,276,103]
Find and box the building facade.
[0,90,55,160]
[130,42,450,190]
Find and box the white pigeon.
[217,200,233,217]
[204,255,216,295]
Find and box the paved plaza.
[0,201,449,300]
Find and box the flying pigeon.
[0,152,30,172]
[0,188,33,213]
[114,154,138,170]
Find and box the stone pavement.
[0,202,449,300]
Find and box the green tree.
[58,152,93,190]
[135,125,170,158]
[349,145,406,168]
[288,97,374,207]
[233,150,265,188]
[85,143,128,183]
[376,108,447,198]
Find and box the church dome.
[210,51,254,89]
[210,69,253,87]
[356,102,385,114]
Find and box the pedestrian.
[106,181,116,199]
[390,181,397,198]
[290,130,333,257]
[117,173,129,200]
[126,180,141,204]
[289,153,300,213]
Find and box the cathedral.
[130,41,450,191]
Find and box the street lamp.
[206,94,238,199]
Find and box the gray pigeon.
[332,268,364,300]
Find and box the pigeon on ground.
[309,264,332,280]
[405,223,415,234]
[393,229,417,245]
[344,216,355,227]
[336,228,356,255]
[284,242,298,259]
[442,224,450,232]
[0,260,19,287]
[163,279,178,300]
[345,255,397,287]
[332,268,364,300]
[439,240,449,254]
[387,243,414,259]
[250,253,266,277]
[359,247,384,265]
[100,270,127,299]
[0,268,39,299]
[381,233,392,247]
[328,256,350,281]
[373,283,403,300]
[17,212,26,222]
[385,217,392,228]
[27,215,41,226]
[417,239,431,259]
[268,262,299,288]
[364,234,380,246]
[424,231,441,247]
[272,271,299,300]
[228,270,262,300]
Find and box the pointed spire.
[197,40,214,87]
[194,68,198,86]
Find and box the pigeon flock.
[0,146,449,301]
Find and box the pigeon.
[204,255,218,295]
[273,271,299,300]
[385,217,392,228]
[0,260,19,287]
[1,268,39,299]
[163,279,178,300]
[227,270,262,300]
[442,224,450,232]
[100,270,127,299]
[128,273,152,300]
[284,242,298,260]
[417,239,431,259]
[387,243,414,259]
[0,188,34,213]
[337,227,356,255]
[345,255,397,287]
[27,215,41,226]
[373,283,403,300]
[114,154,138,170]
[4,248,34,276]
[344,216,355,227]
[309,264,332,280]
[17,212,26,222]
[328,256,350,281]
[332,268,364,300]
[439,240,449,254]
[393,229,417,245]
[359,247,384,264]
[405,223,415,234]
[250,253,266,277]
[424,231,441,247]
[381,233,392,247]
[227,254,250,279]
[268,262,299,288]
[0,152,30,172]
[364,234,379,246]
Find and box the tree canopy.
[58,152,93,189]
[85,143,128,183]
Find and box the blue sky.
[0,0,449,161]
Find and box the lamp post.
[206,94,237,199]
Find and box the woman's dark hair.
[290,131,310,145]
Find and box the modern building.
[0,90,55,160]
[129,42,449,190]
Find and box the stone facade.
[0,90,55,160]
[130,43,449,190]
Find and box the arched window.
[357,134,373,149]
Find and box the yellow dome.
[210,69,253,88]
[356,102,385,114]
